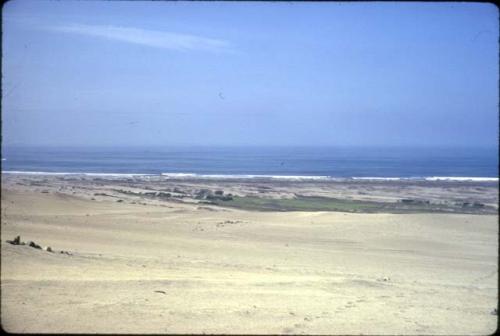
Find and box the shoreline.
[2,170,498,183]
[2,172,498,214]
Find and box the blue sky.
[2,1,498,147]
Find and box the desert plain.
[1,174,498,334]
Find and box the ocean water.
[1,146,498,180]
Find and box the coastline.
[1,171,498,214]
[2,170,499,183]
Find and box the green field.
[211,196,384,212]
[208,195,493,214]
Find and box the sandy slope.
[1,188,498,334]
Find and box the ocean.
[1,146,498,181]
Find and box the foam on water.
[161,173,332,180]
[424,176,499,182]
[2,170,498,183]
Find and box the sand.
[1,175,498,334]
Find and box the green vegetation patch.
[211,195,383,212]
[209,195,496,214]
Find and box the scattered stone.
[7,236,61,253]
[28,241,42,249]
[154,290,166,294]
[6,235,21,245]
[116,199,123,202]
[491,308,497,315]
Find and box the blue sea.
[1,146,498,181]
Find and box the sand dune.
[1,183,498,334]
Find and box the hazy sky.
[2,1,498,147]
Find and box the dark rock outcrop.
[28,241,42,249]
[6,235,22,245]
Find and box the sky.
[2,0,498,147]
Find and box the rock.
[6,235,21,245]
[46,246,53,252]
[28,241,42,249]
[491,308,497,315]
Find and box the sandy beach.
[1,174,498,334]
